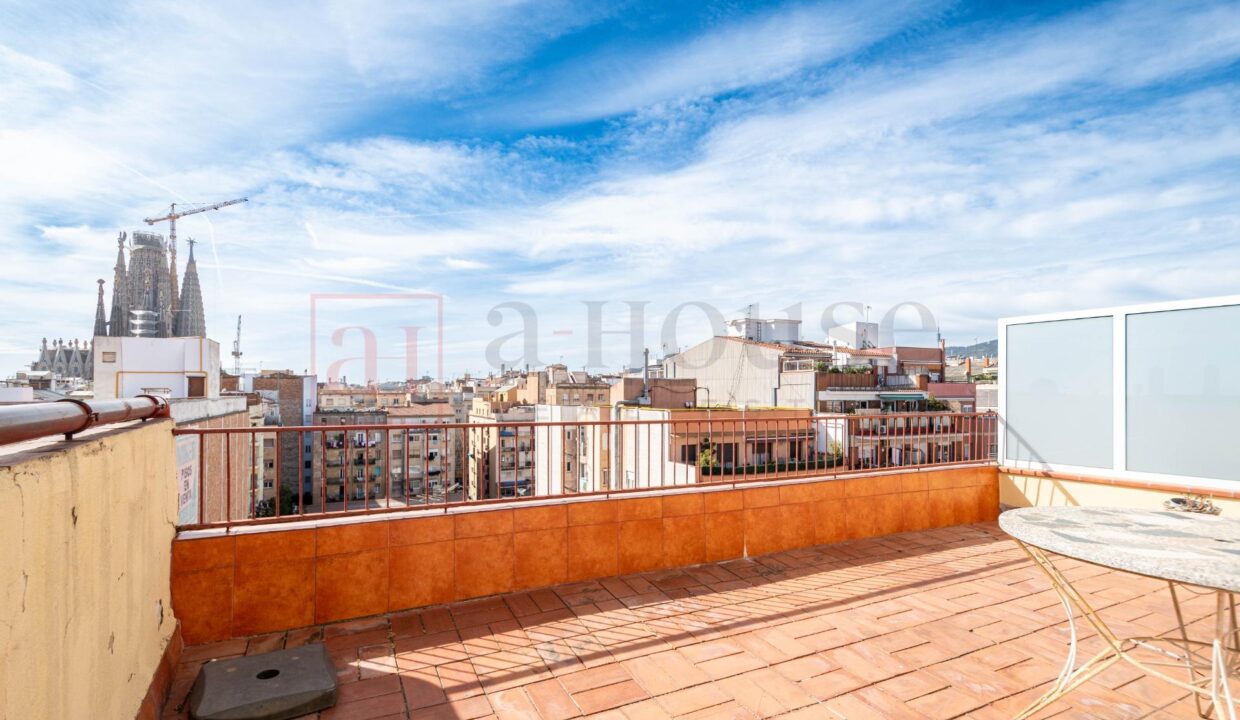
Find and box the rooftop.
[160,523,1196,720]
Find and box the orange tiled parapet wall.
[171,466,998,644]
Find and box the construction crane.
[143,197,248,251]
[232,315,243,376]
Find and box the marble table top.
[1000,507,1240,594]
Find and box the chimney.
[965,356,973,379]
[640,348,651,405]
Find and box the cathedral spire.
[168,237,180,326]
[175,238,206,337]
[108,232,130,336]
[93,279,108,337]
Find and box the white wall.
[93,336,221,400]
[664,338,782,408]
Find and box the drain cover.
[188,643,337,720]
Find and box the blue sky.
[1,0,1238,380]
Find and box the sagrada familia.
[31,230,206,381]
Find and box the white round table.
[1001,507,1240,720]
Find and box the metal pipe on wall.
[0,395,169,446]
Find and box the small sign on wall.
[176,434,200,525]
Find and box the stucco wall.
[0,419,178,720]
[1000,469,1240,513]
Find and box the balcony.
[158,521,1202,719]
[0,332,1230,720]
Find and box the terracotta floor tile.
[570,680,648,715]
[525,678,582,719]
[172,522,1193,720]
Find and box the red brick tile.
[234,529,314,564]
[661,493,704,517]
[716,668,815,717]
[320,688,407,719]
[741,487,780,508]
[514,504,568,532]
[172,536,235,574]
[743,506,783,556]
[172,566,233,645]
[390,515,455,546]
[622,650,710,695]
[703,511,744,562]
[702,490,743,514]
[616,497,663,521]
[514,528,568,590]
[456,535,515,599]
[316,522,388,556]
[390,540,455,610]
[232,558,314,635]
[170,521,1183,720]
[315,549,389,624]
[778,503,814,550]
[572,679,647,715]
[456,509,514,539]
[844,493,902,539]
[619,519,664,575]
[409,694,493,720]
[525,678,581,719]
[656,684,732,716]
[662,515,705,568]
[567,524,619,582]
[568,500,619,527]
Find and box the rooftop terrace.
[161,523,1203,720]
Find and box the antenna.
[232,315,243,375]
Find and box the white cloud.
[1,0,1238,378]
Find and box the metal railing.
[0,395,169,446]
[170,411,998,530]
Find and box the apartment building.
[613,406,817,489]
[311,409,387,507]
[388,402,458,501]
[609,376,701,408]
[533,404,609,496]
[252,371,317,505]
[317,384,409,409]
[816,344,949,413]
[662,317,833,409]
[466,396,535,500]
[516,364,611,405]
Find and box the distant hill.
[946,339,998,358]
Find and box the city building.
[388,402,459,501]
[662,316,833,409]
[613,406,816,489]
[317,384,410,409]
[93,336,221,400]
[312,409,388,507]
[252,371,318,505]
[515,364,611,405]
[466,396,535,500]
[608,376,700,408]
[533,404,608,495]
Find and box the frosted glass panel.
[1127,305,1240,481]
[1005,317,1113,468]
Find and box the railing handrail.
[0,395,170,446]
[171,410,997,435]
[173,409,998,530]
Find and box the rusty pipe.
[0,395,169,446]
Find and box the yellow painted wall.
[1001,471,1240,515]
[0,419,178,720]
